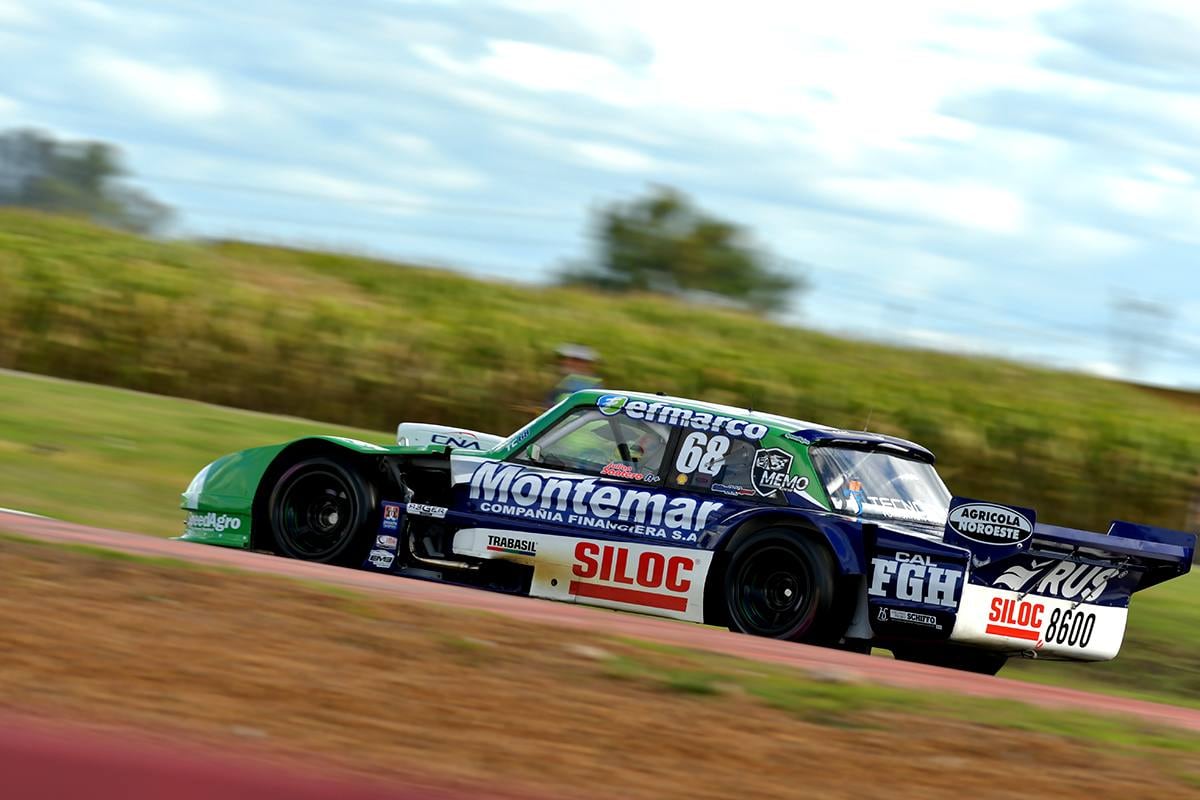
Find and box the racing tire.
[891,644,1007,676]
[724,529,842,643]
[267,457,375,565]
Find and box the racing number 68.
[676,432,730,476]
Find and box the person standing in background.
[547,344,601,407]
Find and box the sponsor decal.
[868,496,926,512]
[985,597,1045,641]
[486,534,536,557]
[838,479,867,516]
[595,395,768,441]
[368,549,395,569]
[839,484,938,523]
[750,448,810,497]
[877,607,941,629]
[868,552,963,608]
[947,502,1034,546]
[712,483,755,497]
[570,541,693,612]
[599,462,658,483]
[407,503,448,519]
[382,502,402,530]
[432,432,482,450]
[374,534,398,551]
[596,394,628,416]
[992,559,1052,590]
[186,512,242,533]
[992,559,1122,603]
[469,462,723,543]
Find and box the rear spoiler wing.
[1033,521,1195,592]
[943,497,1195,594]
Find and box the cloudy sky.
[2,0,1199,386]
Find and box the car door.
[456,406,725,541]
[447,404,723,620]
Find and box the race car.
[179,390,1196,674]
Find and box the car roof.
[585,389,935,462]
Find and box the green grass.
[4,209,1200,531]
[0,369,389,536]
[611,640,1200,752]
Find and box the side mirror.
[528,443,543,463]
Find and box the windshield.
[810,446,950,526]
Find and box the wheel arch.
[713,509,866,573]
[702,509,867,627]
[250,437,388,552]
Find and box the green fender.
[176,435,432,548]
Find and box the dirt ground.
[1,538,1197,799]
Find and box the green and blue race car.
[180,389,1195,674]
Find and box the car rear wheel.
[268,457,375,564]
[724,529,842,643]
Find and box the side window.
[670,433,784,503]
[670,432,752,490]
[517,408,671,479]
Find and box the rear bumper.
[949,583,1127,660]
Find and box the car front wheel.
[268,457,375,564]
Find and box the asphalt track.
[3,510,1200,797]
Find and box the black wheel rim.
[275,468,358,560]
[732,544,815,637]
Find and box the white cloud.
[262,168,432,216]
[1144,163,1195,185]
[1043,223,1139,261]
[1103,176,1168,217]
[571,141,656,172]
[410,43,471,77]
[81,52,225,120]
[0,0,37,26]
[1099,175,1200,243]
[360,129,486,190]
[1079,359,1124,379]
[903,327,999,354]
[69,0,117,21]
[818,177,1028,235]
[374,132,435,158]
[480,39,628,96]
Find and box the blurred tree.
[562,186,803,313]
[0,128,170,234]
